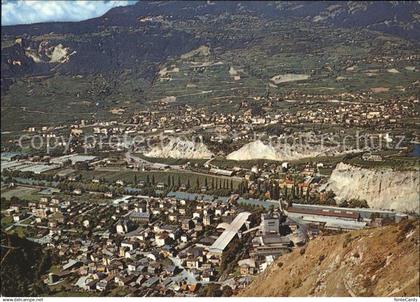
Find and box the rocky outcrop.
[144,137,214,159]
[240,220,420,297]
[25,42,74,64]
[323,162,419,213]
[226,140,354,161]
[227,140,278,161]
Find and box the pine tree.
[306,187,311,203]
[275,182,280,199]
[269,182,273,199]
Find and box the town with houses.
[21,93,419,140]
[1,1,419,298]
[1,146,412,296]
[1,61,418,296]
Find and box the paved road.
[9,222,78,233]
[5,214,34,231]
[204,157,215,167]
[125,151,184,170]
[169,256,199,284]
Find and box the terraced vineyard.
[1,2,419,131]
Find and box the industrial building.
[209,168,234,176]
[251,234,292,258]
[287,205,360,221]
[50,154,97,166]
[290,203,407,222]
[286,204,379,231]
[208,211,250,255]
[1,152,22,161]
[300,215,367,231]
[261,211,281,235]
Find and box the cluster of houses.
[19,92,417,156]
[4,176,410,297]
[5,192,303,296]
[285,99,418,129]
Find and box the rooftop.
[300,215,367,230]
[50,154,97,165]
[209,211,250,254]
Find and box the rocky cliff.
[240,219,420,297]
[226,140,355,162]
[144,137,214,159]
[323,162,419,213]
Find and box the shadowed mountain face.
[1,1,419,130]
[1,25,201,78]
[2,1,419,37]
[2,1,418,79]
[1,233,51,296]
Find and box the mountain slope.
[145,137,214,159]
[3,1,418,39]
[2,1,418,80]
[1,1,419,131]
[240,220,420,297]
[1,233,51,296]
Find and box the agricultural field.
[1,73,146,131]
[148,18,419,112]
[2,8,418,131]
[132,153,209,166]
[75,169,242,189]
[1,185,40,201]
[345,154,420,170]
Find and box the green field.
[132,153,209,166]
[77,169,241,188]
[1,216,13,228]
[1,186,40,201]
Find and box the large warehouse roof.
[209,211,250,254]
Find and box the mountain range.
[1,1,419,130]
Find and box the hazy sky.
[1,0,137,26]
